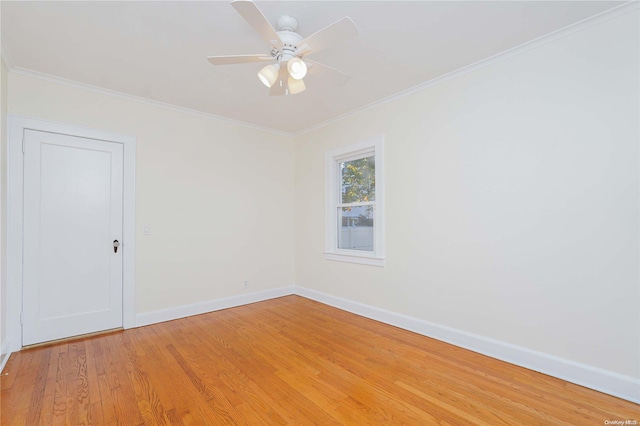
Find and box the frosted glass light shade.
[287,76,305,94]
[258,63,280,88]
[287,58,307,80]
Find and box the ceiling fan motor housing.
[276,16,304,63]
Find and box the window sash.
[335,149,374,164]
[337,205,375,252]
[339,155,375,205]
[337,201,374,208]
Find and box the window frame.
[325,135,385,267]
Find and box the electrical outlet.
[243,280,248,288]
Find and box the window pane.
[337,206,374,251]
[340,156,375,203]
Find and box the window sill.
[324,252,385,267]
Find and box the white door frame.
[7,114,136,352]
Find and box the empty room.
[0,0,639,424]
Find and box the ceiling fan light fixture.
[288,76,306,95]
[287,57,307,80]
[258,63,280,88]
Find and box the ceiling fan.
[207,0,359,96]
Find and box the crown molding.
[3,1,637,137]
[8,67,294,137]
[294,0,639,137]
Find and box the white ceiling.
[1,1,624,134]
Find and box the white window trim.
[325,135,385,267]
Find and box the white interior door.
[22,129,124,346]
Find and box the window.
[325,136,385,266]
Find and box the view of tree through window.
[339,155,375,251]
[341,156,375,204]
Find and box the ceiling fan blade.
[296,17,358,56]
[269,66,288,96]
[306,59,350,87]
[231,0,282,51]
[207,54,273,65]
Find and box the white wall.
[294,10,639,381]
[1,57,8,360]
[7,73,295,315]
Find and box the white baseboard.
[294,286,640,404]
[135,286,295,327]
[0,340,11,373]
[131,284,639,403]
[2,283,639,400]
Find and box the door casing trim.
[7,114,136,352]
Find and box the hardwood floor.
[1,295,638,425]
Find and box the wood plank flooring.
[1,295,638,425]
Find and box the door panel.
[22,129,124,346]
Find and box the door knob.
[113,239,120,253]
